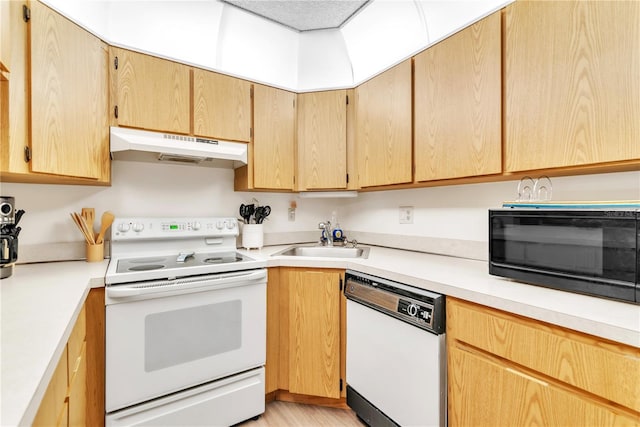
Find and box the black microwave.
[489,209,639,304]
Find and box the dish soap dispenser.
[331,211,344,243]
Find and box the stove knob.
[192,222,201,231]
[118,223,130,233]
[407,303,419,317]
[216,220,224,230]
[132,222,144,233]
[225,220,235,229]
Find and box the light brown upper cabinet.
[2,0,110,184]
[193,70,252,142]
[252,84,296,190]
[297,90,348,190]
[355,59,412,188]
[0,0,10,72]
[414,12,502,182]
[111,47,190,135]
[504,0,640,172]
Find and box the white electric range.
[105,217,267,427]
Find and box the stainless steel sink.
[273,245,370,259]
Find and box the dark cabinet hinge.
[24,146,31,163]
[23,5,30,22]
[114,106,119,119]
[340,379,343,392]
[114,56,119,70]
[346,173,349,184]
[339,277,343,291]
[346,95,349,105]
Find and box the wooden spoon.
[71,212,95,244]
[96,211,115,244]
[81,207,95,236]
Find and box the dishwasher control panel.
[344,270,445,334]
[398,299,433,326]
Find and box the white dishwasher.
[345,270,446,427]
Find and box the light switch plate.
[399,206,413,224]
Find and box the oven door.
[105,269,267,413]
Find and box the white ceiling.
[221,0,370,31]
[41,0,513,92]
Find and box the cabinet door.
[1,1,26,177]
[112,47,190,134]
[286,268,342,398]
[448,344,639,427]
[193,69,251,142]
[297,90,347,190]
[356,59,412,187]
[68,343,87,427]
[0,0,10,72]
[448,298,640,413]
[265,268,281,394]
[30,1,109,180]
[32,347,68,427]
[505,1,640,172]
[253,84,295,190]
[414,12,501,181]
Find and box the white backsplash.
[2,160,638,263]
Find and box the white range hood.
[110,127,248,169]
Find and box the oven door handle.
[106,269,267,299]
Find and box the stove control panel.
[112,217,239,240]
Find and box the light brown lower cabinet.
[32,288,105,427]
[447,297,640,426]
[266,267,346,403]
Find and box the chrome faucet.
[318,221,333,247]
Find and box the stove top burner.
[128,264,166,271]
[114,251,253,275]
[203,255,243,264]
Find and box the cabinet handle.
[23,146,31,163]
[22,5,30,22]
[114,106,118,119]
[72,355,82,375]
[506,367,548,387]
[114,56,118,70]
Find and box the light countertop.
[255,245,640,348]
[1,260,108,427]
[2,245,639,426]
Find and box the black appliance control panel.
[344,270,445,334]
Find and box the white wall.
[3,164,638,250]
[340,171,640,242]
[0,161,338,247]
[40,0,514,92]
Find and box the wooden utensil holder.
[86,242,104,262]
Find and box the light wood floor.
[238,401,365,426]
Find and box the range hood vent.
[110,127,248,168]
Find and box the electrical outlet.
[399,206,414,224]
[288,207,296,222]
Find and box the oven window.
[144,300,242,372]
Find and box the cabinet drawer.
[447,298,640,412]
[68,306,86,363]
